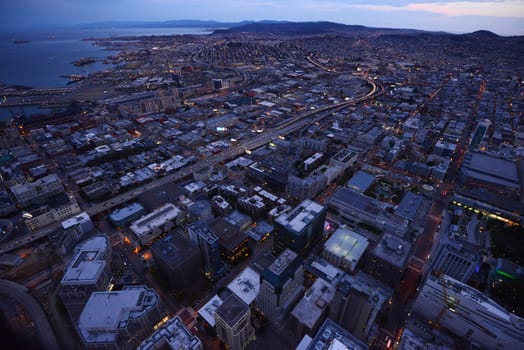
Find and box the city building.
[61,211,94,234]
[430,242,480,283]
[24,201,81,231]
[78,285,164,350]
[227,267,260,306]
[209,218,249,264]
[257,249,304,326]
[109,203,146,227]
[328,187,409,237]
[346,171,376,193]
[150,233,202,289]
[413,274,524,349]
[187,199,214,223]
[198,295,223,327]
[137,316,203,350]
[299,318,368,350]
[273,199,326,256]
[188,221,224,279]
[303,152,324,172]
[60,235,112,322]
[10,173,64,207]
[237,194,266,218]
[395,191,424,222]
[214,294,255,350]
[129,203,182,247]
[322,226,369,273]
[460,152,521,193]
[329,272,392,342]
[363,233,411,288]
[329,148,358,170]
[286,174,327,201]
[290,277,335,339]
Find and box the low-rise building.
[129,203,182,247]
[109,203,146,227]
[10,173,64,207]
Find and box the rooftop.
[215,294,250,328]
[268,248,299,276]
[291,278,335,329]
[109,203,145,222]
[372,233,411,267]
[396,192,424,221]
[130,203,181,238]
[346,171,376,193]
[275,199,325,234]
[323,227,369,272]
[61,235,109,285]
[61,211,91,230]
[198,295,223,327]
[137,316,202,350]
[79,286,159,343]
[306,318,368,350]
[209,218,247,251]
[151,233,199,269]
[227,267,260,305]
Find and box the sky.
[1,0,524,35]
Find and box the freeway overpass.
[0,77,382,255]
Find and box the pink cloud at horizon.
[349,1,524,18]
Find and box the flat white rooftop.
[130,203,180,238]
[61,235,109,285]
[61,212,91,230]
[323,227,369,272]
[198,295,223,327]
[227,267,260,305]
[79,286,158,344]
[276,199,325,234]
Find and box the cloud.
[345,1,524,18]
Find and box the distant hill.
[213,21,366,35]
[80,19,251,29]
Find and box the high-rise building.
[257,249,304,326]
[214,294,255,350]
[77,285,164,350]
[208,218,249,264]
[273,199,326,256]
[329,272,391,342]
[137,316,203,350]
[430,242,480,283]
[60,235,112,322]
[299,318,368,350]
[150,233,202,289]
[413,274,524,349]
[187,221,224,279]
[363,233,411,288]
[290,277,335,339]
